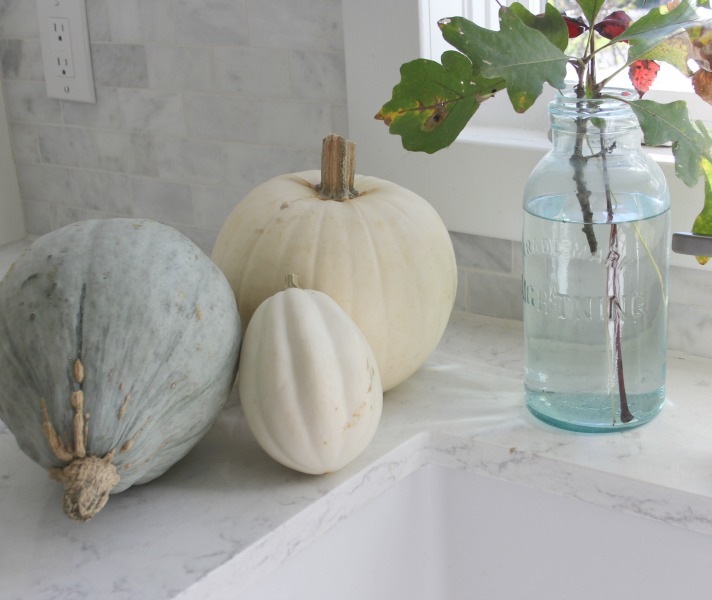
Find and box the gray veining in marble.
[467,270,524,321]
[117,89,186,137]
[174,0,249,45]
[9,122,39,163]
[146,45,212,92]
[90,43,149,88]
[451,230,513,273]
[224,144,320,190]
[155,137,227,187]
[21,201,50,233]
[61,87,123,129]
[4,80,61,123]
[94,130,158,177]
[213,47,290,98]
[247,0,344,52]
[191,186,242,231]
[85,0,111,42]
[69,169,132,214]
[0,0,39,39]
[16,163,73,204]
[130,176,194,225]
[0,38,43,80]
[37,125,98,169]
[289,50,348,103]
[105,0,175,43]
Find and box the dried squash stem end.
[315,134,359,202]
[40,365,121,521]
[52,455,120,522]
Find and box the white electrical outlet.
[49,18,74,77]
[37,0,95,103]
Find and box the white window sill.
[457,125,551,151]
[459,123,676,162]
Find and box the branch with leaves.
[376,0,712,264]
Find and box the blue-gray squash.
[0,219,241,521]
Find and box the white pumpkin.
[238,276,383,475]
[213,134,457,391]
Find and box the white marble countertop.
[3,239,712,599]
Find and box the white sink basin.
[240,464,712,600]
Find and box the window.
[420,1,542,65]
[342,0,706,269]
[420,0,710,122]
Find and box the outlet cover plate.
[37,0,95,103]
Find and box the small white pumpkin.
[238,275,383,475]
[213,134,457,391]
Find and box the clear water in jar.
[522,193,670,432]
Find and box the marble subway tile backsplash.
[0,0,345,254]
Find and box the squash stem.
[316,133,359,201]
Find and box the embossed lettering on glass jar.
[522,93,670,433]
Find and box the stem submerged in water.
[571,119,598,254]
[568,102,633,425]
[601,130,634,424]
[606,224,634,423]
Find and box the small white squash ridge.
[238,275,383,475]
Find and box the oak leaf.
[693,68,712,105]
[561,14,588,39]
[375,53,500,153]
[692,158,712,264]
[594,10,632,40]
[629,60,661,97]
[627,99,711,187]
[438,8,567,114]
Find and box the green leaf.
[439,9,567,113]
[692,158,712,264]
[509,2,569,52]
[575,0,605,27]
[375,53,502,153]
[626,98,711,187]
[615,0,699,50]
[632,33,693,77]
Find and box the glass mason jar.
[522,93,670,433]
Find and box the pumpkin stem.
[285,273,300,289]
[315,133,359,201]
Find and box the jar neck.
[548,94,642,152]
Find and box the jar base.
[525,387,665,433]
